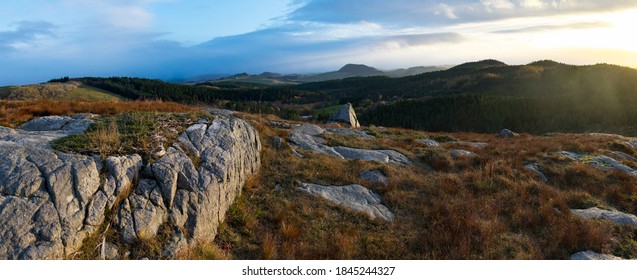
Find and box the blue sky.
[2,0,637,85]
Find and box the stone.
[326,128,374,140]
[103,155,143,209]
[570,250,622,260]
[416,139,440,147]
[298,183,395,222]
[271,136,284,150]
[460,142,488,148]
[334,146,389,163]
[294,124,325,136]
[103,242,119,260]
[327,103,360,128]
[207,108,236,117]
[611,151,637,162]
[498,129,519,138]
[589,156,637,177]
[450,149,477,157]
[360,170,389,186]
[292,149,304,158]
[571,207,637,226]
[289,131,343,159]
[524,163,548,182]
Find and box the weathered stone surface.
[611,151,637,162]
[450,149,477,157]
[289,130,343,159]
[0,115,94,149]
[103,155,143,209]
[416,139,440,147]
[0,114,261,259]
[334,147,411,165]
[150,116,261,253]
[327,103,360,128]
[571,207,637,226]
[360,170,389,186]
[327,128,374,140]
[298,183,395,222]
[498,129,519,138]
[295,124,325,136]
[571,250,622,260]
[524,163,548,182]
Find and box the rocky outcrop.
[327,103,360,128]
[327,128,374,140]
[558,151,637,177]
[571,207,637,227]
[288,124,411,165]
[571,250,622,260]
[0,115,261,259]
[298,183,395,222]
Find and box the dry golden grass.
[0,100,197,128]
[213,114,637,260]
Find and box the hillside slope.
[0,82,126,101]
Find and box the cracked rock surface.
[0,115,261,259]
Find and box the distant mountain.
[186,63,448,84]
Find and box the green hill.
[0,82,127,101]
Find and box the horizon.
[2,1,637,85]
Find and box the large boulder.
[298,183,395,222]
[327,103,360,128]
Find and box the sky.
[2,0,637,85]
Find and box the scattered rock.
[559,151,637,177]
[292,149,304,158]
[450,149,477,157]
[416,139,440,147]
[524,163,548,182]
[571,207,637,226]
[360,170,389,186]
[460,142,488,148]
[270,136,284,150]
[207,108,236,116]
[498,129,519,138]
[294,124,325,136]
[0,114,94,149]
[611,151,637,162]
[298,183,395,222]
[326,128,374,140]
[571,250,622,260]
[289,130,343,159]
[334,146,411,165]
[103,242,119,260]
[327,103,360,128]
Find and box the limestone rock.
[327,103,360,128]
[498,129,519,138]
[289,130,343,159]
[524,163,548,182]
[294,124,325,136]
[460,142,488,148]
[571,207,637,226]
[103,155,143,209]
[360,170,389,186]
[327,128,374,140]
[450,149,477,157]
[298,183,395,222]
[270,136,284,150]
[571,250,622,260]
[416,139,440,147]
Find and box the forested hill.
[296,60,637,105]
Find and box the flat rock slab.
[326,128,374,140]
[0,114,94,149]
[298,183,395,222]
[459,142,488,148]
[334,146,411,165]
[571,250,622,260]
[571,207,637,227]
[498,129,519,138]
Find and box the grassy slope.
[210,114,637,260]
[0,82,126,101]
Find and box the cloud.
[493,21,613,33]
[0,21,56,51]
[288,0,637,25]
